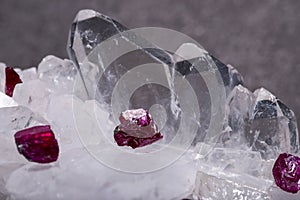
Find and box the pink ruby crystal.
[272,153,300,193]
[5,67,23,97]
[14,125,59,164]
[119,108,158,138]
[114,108,163,148]
[114,126,163,149]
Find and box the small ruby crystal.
[114,126,163,149]
[272,153,300,193]
[114,108,163,148]
[119,108,159,138]
[5,67,22,97]
[14,125,59,164]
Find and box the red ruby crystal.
[5,67,23,97]
[272,153,300,193]
[14,125,59,164]
[114,126,163,149]
[119,108,159,138]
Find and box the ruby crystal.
[114,126,163,149]
[5,67,23,97]
[14,125,59,163]
[272,153,300,193]
[114,108,163,148]
[118,108,159,138]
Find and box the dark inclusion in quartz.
[272,153,300,193]
[5,67,22,97]
[14,125,59,164]
[114,109,163,149]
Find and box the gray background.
[0,0,299,126]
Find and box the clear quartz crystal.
[5,148,197,200]
[38,55,77,94]
[223,85,299,160]
[204,147,263,176]
[0,105,47,132]
[194,170,272,200]
[13,79,51,116]
[19,67,37,82]
[13,56,79,116]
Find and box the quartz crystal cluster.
[0,9,299,200]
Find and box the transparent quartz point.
[248,88,299,159]
[223,85,299,159]
[67,10,184,145]
[67,9,175,97]
[222,85,254,147]
[67,9,127,69]
[174,43,243,145]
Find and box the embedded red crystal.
[272,153,300,193]
[114,126,163,149]
[118,108,159,138]
[14,125,59,163]
[5,67,23,97]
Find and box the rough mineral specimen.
[14,125,59,164]
[272,153,300,193]
[0,8,299,200]
[114,108,163,148]
[119,108,158,138]
[5,67,22,97]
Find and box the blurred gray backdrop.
[0,0,300,126]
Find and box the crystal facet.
[14,125,59,163]
[5,67,22,97]
[272,153,300,193]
